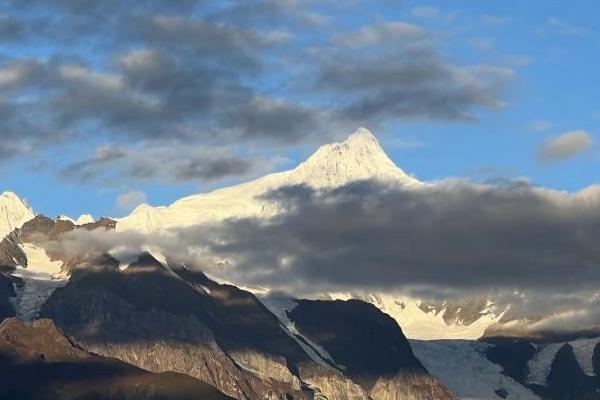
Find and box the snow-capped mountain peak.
[0,191,35,239]
[57,214,96,225]
[75,214,95,225]
[117,128,421,232]
[292,127,419,188]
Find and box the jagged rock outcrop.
[0,231,27,270]
[0,318,234,400]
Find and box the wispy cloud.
[537,130,594,162]
[536,17,589,38]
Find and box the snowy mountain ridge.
[0,129,508,341]
[114,127,510,340]
[117,127,422,232]
[57,214,95,225]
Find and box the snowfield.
[11,243,67,320]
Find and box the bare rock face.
[0,231,27,270]
[369,373,458,400]
[297,365,371,400]
[0,318,234,400]
[0,318,87,362]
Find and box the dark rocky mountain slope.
[40,252,455,400]
[289,299,456,400]
[0,318,233,400]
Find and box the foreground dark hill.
[0,318,233,400]
[39,252,455,400]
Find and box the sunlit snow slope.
[328,292,504,340]
[117,127,422,232]
[0,192,35,239]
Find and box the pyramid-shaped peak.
[0,191,31,211]
[345,127,379,144]
[0,191,35,239]
[303,127,389,166]
[1,191,24,201]
[291,128,421,188]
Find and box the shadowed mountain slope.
[0,318,233,400]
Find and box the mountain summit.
[117,128,421,232]
[292,127,419,188]
[0,192,35,239]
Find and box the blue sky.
[0,0,598,219]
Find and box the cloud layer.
[41,177,600,333]
[195,181,600,294]
[0,0,514,185]
[47,178,600,295]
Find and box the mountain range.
[1,128,599,400]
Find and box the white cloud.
[538,130,594,162]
